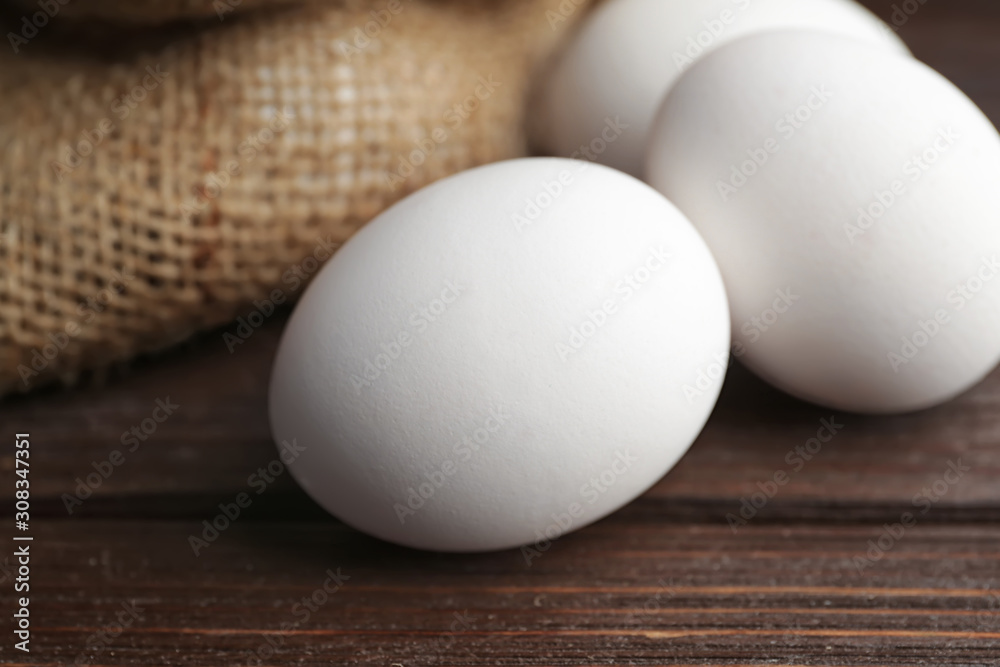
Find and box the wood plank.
[1,519,997,665]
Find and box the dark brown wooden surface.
[2,1,1000,665]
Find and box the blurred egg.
[646,31,1000,413]
[531,0,908,177]
[269,158,730,552]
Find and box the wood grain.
[2,1,1000,665]
[6,519,1000,665]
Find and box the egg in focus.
[269,158,731,551]
[646,31,1000,413]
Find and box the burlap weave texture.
[0,0,592,395]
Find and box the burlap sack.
[0,0,593,395]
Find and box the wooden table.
[2,1,1000,664]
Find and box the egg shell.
[646,31,1000,414]
[269,158,730,552]
[531,0,909,177]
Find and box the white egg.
[269,158,730,552]
[646,31,1000,414]
[531,0,909,177]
